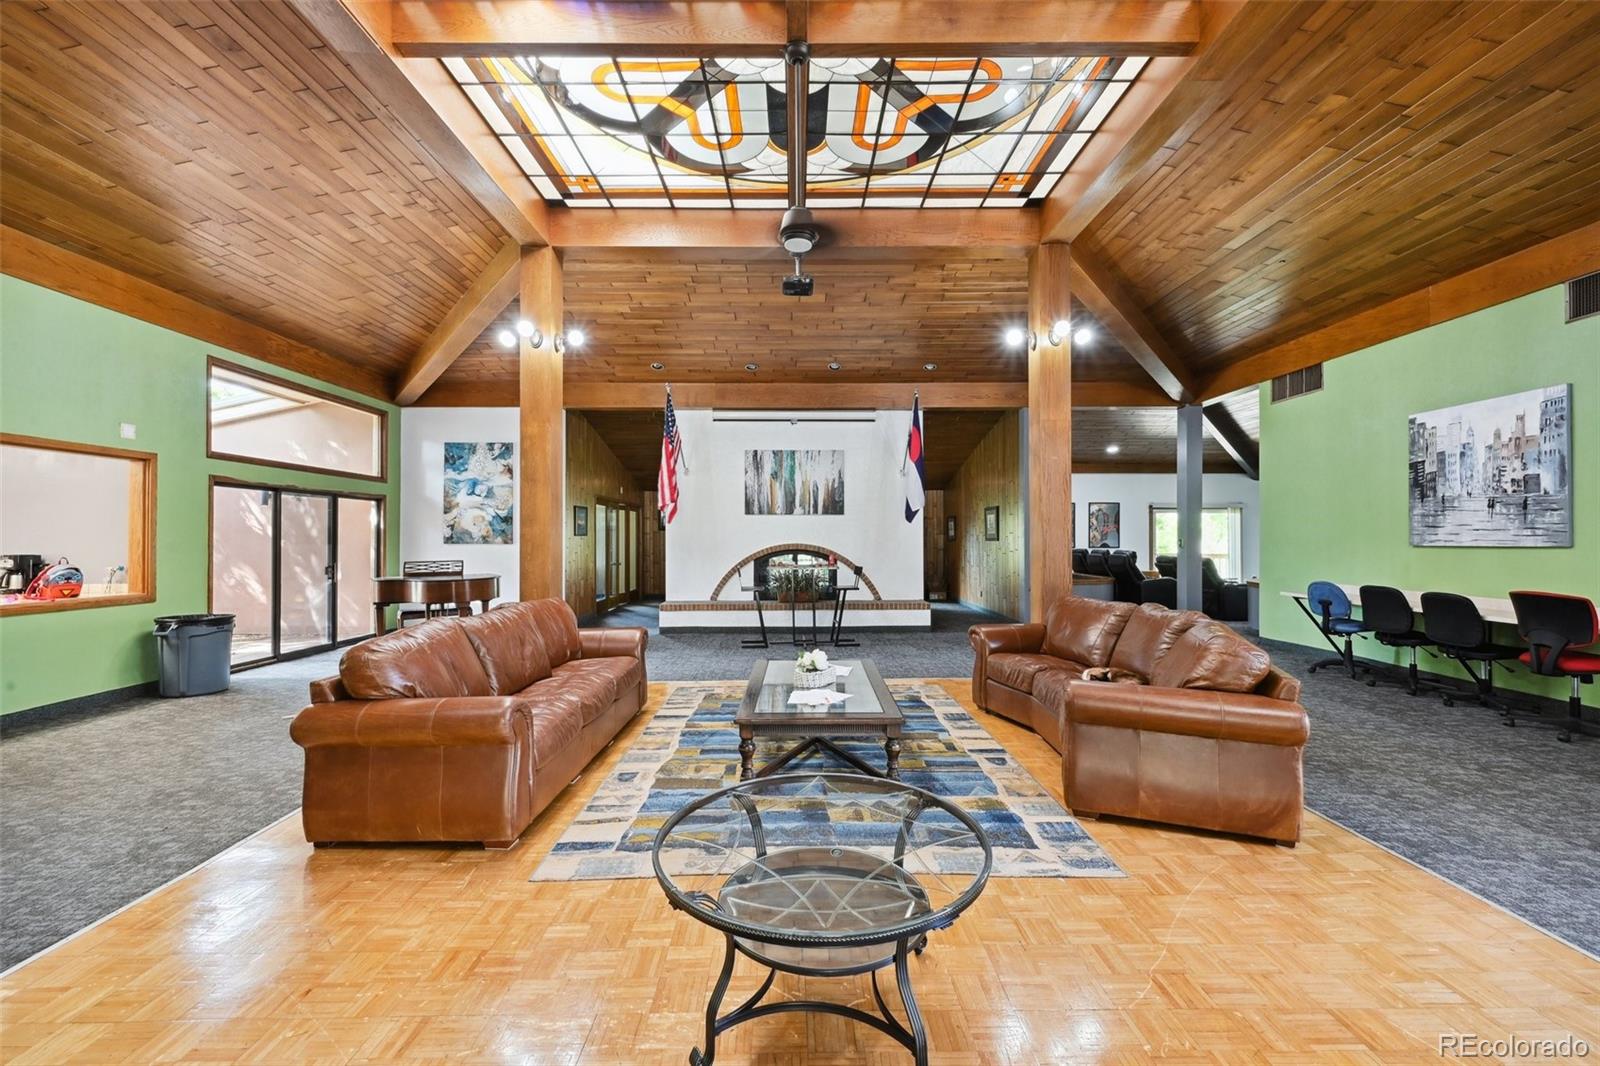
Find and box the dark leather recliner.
[1104,552,1145,603]
[1083,550,1113,578]
[1155,554,1177,578]
[1071,547,1089,573]
[1202,558,1249,621]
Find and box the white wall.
[1072,472,1261,580]
[400,407,521,604]
[666,409,924,603]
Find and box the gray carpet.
[596,599,1004,680]
[1260,637,1600,958]
[0,652,338,971]
[3,608,1595,973]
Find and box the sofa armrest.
[579,626,648,662]
[309,675,349,704]
[1065,680,1308,747]
[969,623,1046,657]
[290,696,530,749]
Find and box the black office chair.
[1420,592,1523,709]
[1506,591,1600,742]
[1358,585,1433,696]
[1104,553,1144,603]
[398,559,464,627]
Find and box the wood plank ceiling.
[1077,0,1600,374]
[430,253,1142,399]
[0,0,505,374]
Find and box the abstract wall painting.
[1087,502,1121,548]
[744,450,845,515]
[443,442,514,545]
[1408,385,1571,547]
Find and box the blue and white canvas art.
[443,442,515,545]
[1407,385,1571,547]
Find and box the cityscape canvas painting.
[1408,385,1571,547]
[443,442,515,545]
[744,450,845,515]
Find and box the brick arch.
[709,544,882,601]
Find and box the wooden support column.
[519,247,564,601]
[1027,244,1073,621]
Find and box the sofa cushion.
[460,603,554,694]
[1147,621,1272,693]
[1041,597,1135,668]
[988,652,1085,694]
[1108,604,1207,681]
[526,597,583,667]
[551,657,642,710]
[519,693,585,768]
[340,619,493,700]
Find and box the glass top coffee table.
[737,658,903,780]
[653,772,992,1066]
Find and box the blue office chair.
[1307,581,1369,679]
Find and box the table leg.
[690,934,737,1066]
[895,938,930,1066]
[885,736,902,780]
[373,604,388,636]
[738,730,755,781]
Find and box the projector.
[781,272,814,298]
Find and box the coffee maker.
[0,554,47,594]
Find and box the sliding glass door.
[211,482,383,668]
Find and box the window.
[0,434,156,614]
[1150,505,1245,582]
[207,359,386,480]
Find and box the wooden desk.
[373,572,500,634]
[1279,584,1517,625]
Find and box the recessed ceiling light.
[827,361,841,371]
[496,329,516,348]
[745,362,759,372]
[1073,326,1095,346]
[1105,444,1121,455]
[923,362,937,371]
[565,328,586,348]
[1003,326,1026,348]
[515,318,536,338]
[650,362,664,371]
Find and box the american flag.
[657,387,682,524]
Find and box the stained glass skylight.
[442,55,1146,208]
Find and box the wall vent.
[1269,363,1323,403]
[1566,270,1600,323]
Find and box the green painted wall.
[0,277,401,715]
[1259,284,1600,707]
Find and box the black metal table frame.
[653,773,992,1066]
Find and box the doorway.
[210,480,384,668]
[593,497,640,615]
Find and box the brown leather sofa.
[291,598,647,848]
[970,598,1307,845]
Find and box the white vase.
[793,665,836,690]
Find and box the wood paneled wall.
[563,412,638,622]
[946,410,1024,619]
[922,490,949,600]
[640,490,666,597]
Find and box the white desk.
[1280,584,1517,625]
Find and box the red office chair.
[1507,591,1600,743]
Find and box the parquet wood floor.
[2,681,1595,1065]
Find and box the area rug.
[531,681,1122,881]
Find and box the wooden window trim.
[0,433,157,616]
[206,356,389,483]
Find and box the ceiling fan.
[779,39,819,297]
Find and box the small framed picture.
[573,505,589,537]
[984,505,1000,541]
[945,515,957,542]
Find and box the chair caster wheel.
[1558,732,1572,743]
[1442,698,1454,707]
[1503,718,1514,727]
[1365,679,1377,687]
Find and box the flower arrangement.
[792,648,836,689]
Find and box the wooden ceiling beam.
[1070,250,1199,403]
[392,242,522,404]
[549,207,1038,251]
[390,1,1199,58]
[415,378,1172,409]
[1201,401,1258,480]
[1039,0,1248,244]
[1200,221,1600,401]
[0,226,389,400]
[291,0,550,247]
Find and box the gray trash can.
[154,614,236,697]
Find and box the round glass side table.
[652,772,992,1065]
